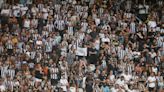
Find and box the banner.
[76,47,87,56]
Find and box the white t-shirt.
[124,13,132,19]
[35,78,42,82]
[109,75,115,81]
[36,40,43,45]
[121,73,132,82]
[31,7,38,16]
[70,87,76,92]
[82,77,86,89]
[95,18,100,26]
[148,21,157,28]
[60,78,68,91]
[116,79,125,86]
[21,6,28,16]
[0,85,6,91]
[99,33,105,38]
[128,89,140,92]
[81,22,88,32]
[149,52,157,58]
[13,6,20,17]
[147,76,156,88]
[24,19,30,28]
[101,37,110,43]
[78,88,83,92]
[1,9,10,16]
[152,67,158,74]
[94,39,100,50]
[42,8,48,19]
[111,87,119,92]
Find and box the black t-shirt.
[107,63,114,72]
[138,40,145,51]
[1,15,9,26]
[38,18,46,27]
[86,77,93,92]
[99,74,106,81]
[88,47,98,64]
[90,31,98,39]
[147,31,155,42]
[35,70,43,79]
[88,47,97,55]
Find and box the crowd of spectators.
[0,0,163,92]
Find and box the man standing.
[147,73,157,92]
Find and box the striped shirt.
[156,36,163,47]
[98,7,104,17]
[82,6,88,11]
[81,22,88,32]
[30,51,36,60]
[46,23,54,32]
[154,56,161,65]
[160,29,164,33]
[31,7,38,16]
[54,20,65,31]
[54,4,61,12]
[75,5,82,12]
[54,14,60,20]
[7,69,15,79]
[28,63,34,69]
[45,41,53,52]
[117,48,126,60]
[38,4,44,11]
[24,19,30,28]
[6,40,13,49]
[68,26,74,35]
[124,13,132,19]
[1,66,8,78]
[4,80,14,90]
[50,67,59,79]
[0,45,4,54]
[67,21,73,35]
[130,22,136,33]
[31,19,38,28]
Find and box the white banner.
[76,47,87,56]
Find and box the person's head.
[125,71,128,75]
[102,70,106,75]
[115,84,119,89]
[121,76,124,81]
[157,71,161,76]
[151,49,155,53]
[150,72,155,77]
[143,71,147,76]
[129,85,133,90]
[110,71,113,75]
